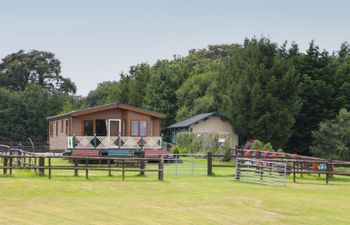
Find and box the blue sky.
[0,0,349,95]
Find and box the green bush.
[251,140,264,150]
[179,147,191,154]
[176,132,194,149]
[263,142,274,152]
[172,145,180,154]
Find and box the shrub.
[172,145,180,154]
[251,140,264,150]
[176,132,194,149]
[263,142,274,152]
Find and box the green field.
[0,160,350,225]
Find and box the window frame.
[83,120,94,136]
[131,120,139,136]
[140,120,147,137]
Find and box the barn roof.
[169,112,219,129]
[47,103,166,120]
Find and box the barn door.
[108,119,121,136]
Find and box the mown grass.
[0,158,350,225]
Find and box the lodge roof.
[168,112,219,129]
[47,103,166,120]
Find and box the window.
[56,121,58,136]
[131,120,139,136]
[96,120,107,136]
[65,120,69,135]
[83,120,94,136]
[49,122,53,137]
[140,120,147,136]
[61,120,64,133]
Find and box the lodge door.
[108,119,121,136]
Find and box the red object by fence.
[71,150,100,157]
[144,150,169,158]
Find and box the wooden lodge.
[47,103,166,156]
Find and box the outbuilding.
[169,112,239,147]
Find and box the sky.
[0,0,349,96]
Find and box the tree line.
[0,38,349,157]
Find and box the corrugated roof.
[169,112,218,128]
[47,103,166,120]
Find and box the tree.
[311,108,350,160]
[222,38,302,148]
[126,63,152,107]
[176,72,220,121]
[143,60,186,138]
[287,41,348,154]
[0,50,76,94]
[0,88,23,140]
[85,81,120,106]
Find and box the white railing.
[67,136,162,150]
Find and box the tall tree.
[286,41,340,154]
[143,60,187,138]
[0,50,76,94]
[222,38,302,147]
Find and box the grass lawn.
[0,161,350,225]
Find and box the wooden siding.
[48,108,163,150]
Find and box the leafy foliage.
[222,38,302,148]
[0,50,76,94]
[311,109,350,160]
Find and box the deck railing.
[67,136,162,150]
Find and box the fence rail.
[0,154,164,181]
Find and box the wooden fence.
[0,154,164,181]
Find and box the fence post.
[38,157,45,176]
[85,159,89,179]
[9,155,13,175]
[158,155,164,181]
[207,152,212,176]
[326,161,330,184]
[293,161,296,183]
[48,157,52,179]
[140,151,145,176]
[3,156,8,175]
[74,159,78,176]
[108,159,112,176]
[122,159,125,180]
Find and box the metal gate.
[235,157,287,186]
[163,154,207,176]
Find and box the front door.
[108,119,121,136]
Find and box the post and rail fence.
[0,154,164,181]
